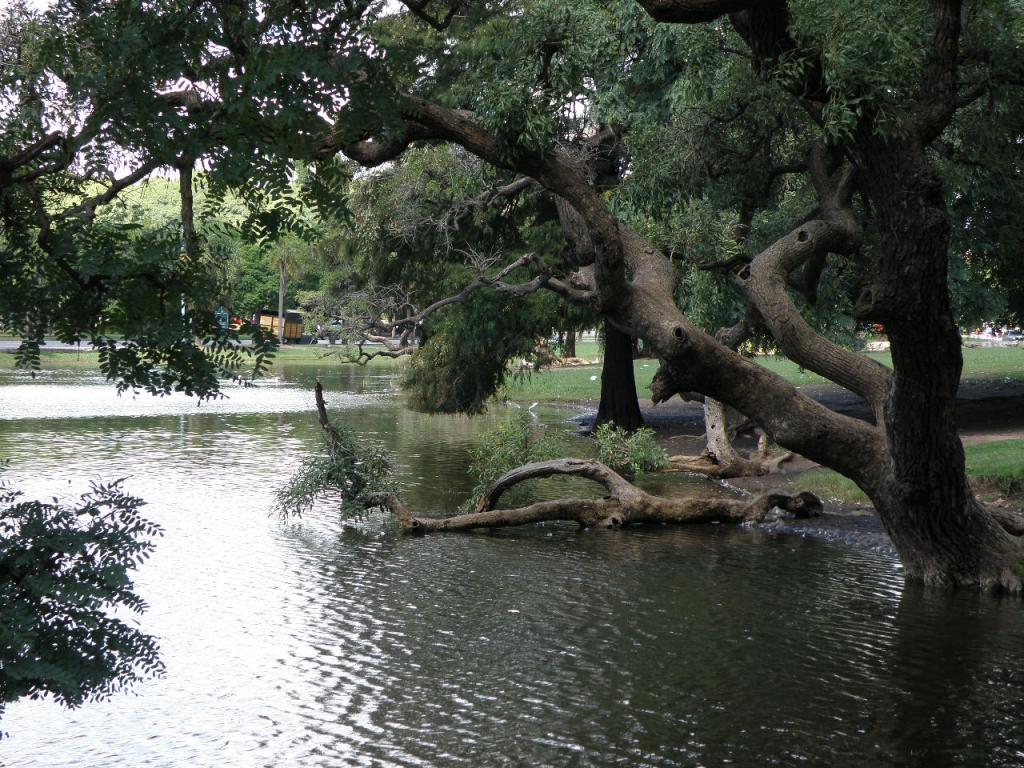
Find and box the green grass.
[957,347,1024,382]
[796,470,872,504]
[499,358,660,402]
[798,438,1024,504]
[965,439,1024,495]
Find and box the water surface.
[1,363,1022,767]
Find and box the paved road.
[0,339,95,352]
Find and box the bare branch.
[55,160,161,222]
[396,253,545,327]
[451,176,537,229]
[370,457,823,533]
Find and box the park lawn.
[799,438,1024,503]
[502,345,1024,403]
[965,439,1024,495]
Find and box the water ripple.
[1,378,1022,767]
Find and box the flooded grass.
[794,468,872,504]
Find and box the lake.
[1,362,1022,767]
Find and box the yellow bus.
[253,310,305,343]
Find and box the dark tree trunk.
[564,329,576,358]
[856,141,1020,588]
[596,321,644,431]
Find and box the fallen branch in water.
[365,458,822,534]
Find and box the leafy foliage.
[275,421,394,519]
[789,0,929,142]
[465,412,570,509]
[594,424,668,477]
[0,475,164,719]
[401,291,562,414]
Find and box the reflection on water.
[0,365,1022,767]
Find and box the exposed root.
[365,458,822,534]
[988,505,1024,537]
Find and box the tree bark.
[596,321,644,431]
[563,329,576,358]
[277,260,288,345]
[855,137,1022,589]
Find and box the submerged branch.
[364,457,822,534]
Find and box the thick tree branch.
[473,459,635,513]
[635,0,754,23]
[911,0,965,144]
[400,0,465,30]
[178,160,198,259]
[0,131,63,173]
[737,151,891,415]
[370,457,823,533]
[55,160,161,223]
[329,120,436,164]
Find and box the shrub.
[593,423,668,476]
[275,420,394,518]
[465,412,568,508]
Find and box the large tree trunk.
[596,321,644,431]
[563,329,576,358]
[857,141,1022,589]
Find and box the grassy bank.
[798,438,1024,504]
[501,345,1024,403]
